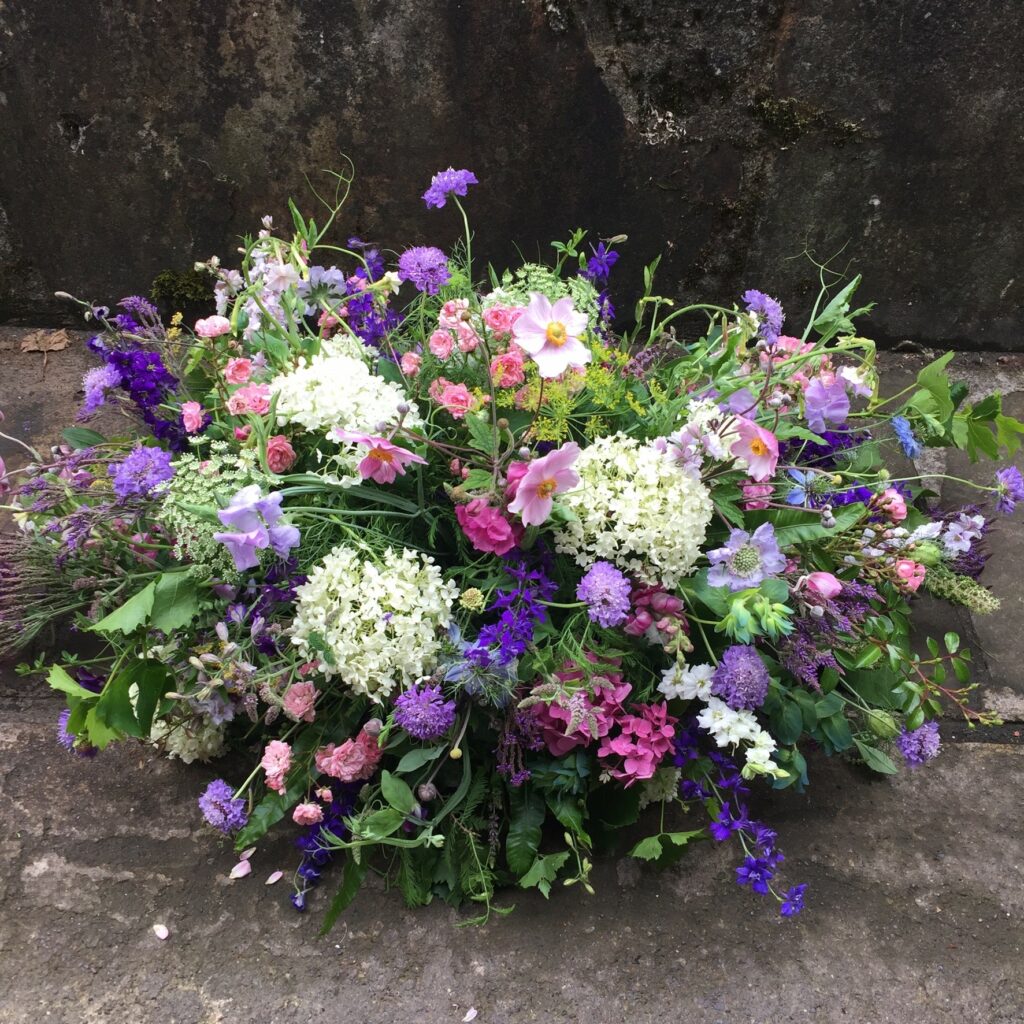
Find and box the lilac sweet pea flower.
[803,377,850,433]
[213,485,299,570]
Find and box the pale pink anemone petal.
[152,923,170,941]
[229,860,253,879]
[730,417,779,483]
[507,441,580,527]
[512,292,592,379]
[265,870,284,885]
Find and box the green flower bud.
[866,709,899,739]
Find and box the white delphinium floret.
[659,662,715,702]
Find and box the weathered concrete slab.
[1,692,1022,1024]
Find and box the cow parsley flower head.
[422,167,478,209]
[291,545,459,699]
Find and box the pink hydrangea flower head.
[428,329,455,360]
[428,378,475,419]
[895,559,926,592]
[181,401,205,433]
[224,357,253,385]
[804,571,842,600]
[266,435,296,474]
[512,292,592,378]
[455,498,522,556]
[331,429,428,485]
[400,351,422,376]
[292,802,324,826]
[314,728,383,782]
[195,315,232,338]
[730,417,779,482]
[490,348,526,389]
[261,740,292,793]
[877,487,908,522]
[597,702,677,786]
[282,681,317,723]
[507,441,580,527]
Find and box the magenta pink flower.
[455,498,522,556]
[428,378,476,419]
[292,802,324,826]
[282,681,317,723]
[490,349,526,388]
[804,571,842,600]
[438,298,469,330]
[504,460,529,500]
[261,740,292,793]
[428,329,455,360]
[895,559,926,592]
[741,480,773,510]
[195,315,232,338]
[224,357,253,385]
[730,417,779,482]
[181,400,205,433]
[512,292,592,378]
[332,429,428,484]
[226,383,271,416]
[507,442,580,526]
[597,702,677,786]
[456,321,481,353]
[482,304,522,340]
[876,487,908,522]
[314,729,382,782]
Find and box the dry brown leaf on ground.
[19,328,72,353]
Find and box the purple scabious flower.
[108,445,175,501]
[397,246,452,295]
[576,561,631,627]
[742,289,784,346]
[198,779,248,834]
[707,522,786,591]
[896,720,941,766]
[582,242,619,283]
[79,363,122,418]
[891,415,924,459]
[995,466,1024,515]
[780,883,807,916]
[422,167,478,209]
[393,684,457,740]
[57,709,97,758]
[804,377,850,434]
[711,645,771,710]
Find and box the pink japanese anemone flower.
[730,417,779,483]
[331,429,427,485]
[511,292,592,379]
[507,441,580,527]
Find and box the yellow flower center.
[749,438,769,457]
[536,477,558,499]
[545,321,568,347]
[368,447,394,463]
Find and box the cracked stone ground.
[1,332,1022,1024]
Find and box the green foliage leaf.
[629,835,664,861]
[395,745,446,774]
[749,503,864,546]
[380,770,415,814]
[464,414,496,455]
[854,738,899,775]
[83,705,120,749]
[131,662,171,735]
[462,468,494,491]
[320,854,368,935]
[519,851,570,898]
[150,573,200,633]
[811,276,874,339]
[62,426,106,449]
[93,668,142,737]
[47,664,96,699]
[815,693,844,719]
[915,350,956,423]
[506,788,545,875]
[235,788,300,849]
[358,807,406,840]
[819,712,854,751]
[89,581,156,635]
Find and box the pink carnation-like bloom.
[482,304,522,341]
[261,740,292,793]
[730,417,779,482]
[512,292,592,378]
[234,425,252,441]
[895,559,926,592]
[455,499,522,556]
[181,401,205,433]
[741,480,773,510]
[428,378,476,419]
[282,681,317,723]
[623,583,687,641]
[490,348,526,389]
[531,659,633,758]
[876,487,908,522]
[314,729,382,783]
[226,383,271,416]
[428,329,455,360]
[507,441,580,527]
[400,351,422,376]
[331,429,428,484]
[597,702,677,786]
[438,298,470,330]
[266,435,296,474]
[224,357,253,385]
[195,315,232,338]
[805,571,843,600]
[292,802,324,826]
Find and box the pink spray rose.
[266,435,297,474]
[895,559,926,592]
[507,442,580,527]
[438,298,469,330]
[428,378,476,419]
[400,351,422,376]
[234,425,252,441]
[226,383,271,416]
[292,802,324,826]
[314,728,382,783]
[482,304,522,340]
[877,487,908,522]
[428,329,455,360]
[261,740,292,793]
[181,401,205,433]
[195,315,232,338]
[282,681,317,723]
[456,321,481,353]
[455,499,522,556]
[490,348,526,388]
[224,357,253,385]
[741,480,773,510]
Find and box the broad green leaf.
[235,788,300,849]
[131,662,171,735]
[995,413,1024,456]
[89,581,156,635]
[62,426,106,449]
[519,851,570,898]
[815,693,844,719]
[462,468,494,492]
[357,807,406,840]
[819,712,854,751]
[150,573,200,633]
[47,664,96,699]
[464,413,497,455]
[915,350,956,422]
[93,668,142,737]
[380,770,415,814]
[83,705,121,749]
[854,738,899,775]
[664,829,705,847]
[629,835,664,861]
[395,745,446,774]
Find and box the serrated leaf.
[88,581,156,635]
[150,573,200,633]
[461,468,494,491]
[629,835,664,861]
[93,668,142,737]
[131,662,171,735]
[47,664,96,699]
[83,705,120,749]
[506,788,545,875]
[235,788,300,849]
[664,829,704,847]
[464,414,496,455]
[519,851,570,898]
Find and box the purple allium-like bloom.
[393,684,457,740]
[742,289,784,346]
[576,561,632,627]
[891,415,924,459]
[57,708,97,758]
[707,522,787,591]
[583,242,619,283]
[780,883,807,916]
[995,466,1024,515]
[804,377,850,434]
[80,363,122,418]
[198,779,248,834]
[896,720,941,766]
[735,854,774,895]
[711,644,771,710]
[422,167,479,209]
[108,445,175,501]
[397,246,452,295]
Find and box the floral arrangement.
[3,165,1021,927]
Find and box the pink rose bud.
[316,787,333,803]
[266,434,296,474]
[195,315,232,338]
[805,571,843,600]
[234,426,252,441]
[224,357,253,385]
[895,559,926,592]
[292,802,324,826]
[400,352,422,376]
[878,487,908,523]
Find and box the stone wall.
[1,0,1020,349]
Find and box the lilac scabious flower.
[57,708,98,758]
[108,445,175,501]
[896,720,941,766]
[576,561,632,628]
[422,167,478,209]
[393,683,457,740]
[198,779,248,834]
[804,377,850,434]
[79,363,122,418]
[583,242,619,284]
[397,246,452,295]
[780,883,807,917]
[707,522,786,591]
[891,415,923,459]
[742,289,784,346]
[995,466,1024,515]
[711,645,771,710]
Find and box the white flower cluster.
[553,432,714,587]
[659,662,784,778]
[290,545,459,699]
[149,717,226,764]
[269,348,423,436]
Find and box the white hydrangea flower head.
[552,432,713,587]
[290,545,458,699]
[150,717,226,764]
[659,662,715,701]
